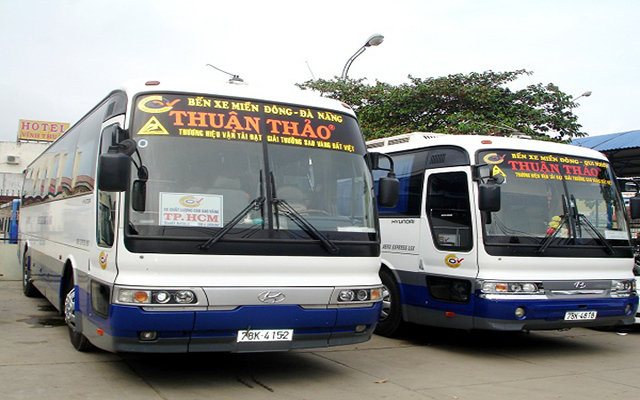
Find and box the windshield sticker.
[137,116,170,135]
[133,94,361,153]
[159,193,223,228]
[605,230,629,240]
[485,151,612,185]
[337,226,376,233]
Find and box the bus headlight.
[175,290,196,304]
[334,287,383,304]
[611,280,636,298]
[153,291,171,304]
[116,288,198,305]
[339,290,355,302]
[480,281,544,295]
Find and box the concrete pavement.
[2,278,640,399]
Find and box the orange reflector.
[134,291,149,302]
[481,140,492,144]
[96,328,104,336]
[445,312,455,318]
[145,81,160,86]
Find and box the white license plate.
[237,329,293,343]
[564,311,597,321]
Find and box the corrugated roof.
[572,130,640,151]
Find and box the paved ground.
[1,279,640,400]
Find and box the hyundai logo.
[573,281,587,289]
[258,291,286,303]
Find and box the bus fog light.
[339,290,355,302]
[515,307,526,318]
[355,324,367,333]
[625,304,632,314]
[175,290,195,304]
[139,331,157,341]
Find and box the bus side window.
[426,172,473,251]
[375,152,423,217]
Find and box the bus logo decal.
[137,116,170,135]
[483,153,506,164]
[179,196,204,208]
[137,95,180,113]
[258,291,286,303]
[99,251,108,270]
[445,254,464,268]
[574,281,587,289]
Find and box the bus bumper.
[85,303,381,353]
[472,296,638,331]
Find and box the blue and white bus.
[19,77,397,352]
[368,132,638,335]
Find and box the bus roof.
[366,132,610,162]
[118,77,356,116]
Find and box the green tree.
[297,70,586,142]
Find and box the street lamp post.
[573,90,592,102]
[341,34,384,80]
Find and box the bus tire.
[22,250,39,298]
[375,268,406,337]
[63,277,93,352]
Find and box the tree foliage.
[297,70,586,142]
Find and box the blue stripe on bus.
[94,303,381,338]
[400,282,637,321]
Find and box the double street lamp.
[341,34,384,80]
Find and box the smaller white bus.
[368,132,638,335]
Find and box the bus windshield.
[125,93,376,245]
[478,150,630,252]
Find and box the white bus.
[19,77,398,353]
[367,132,638,335]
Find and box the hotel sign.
[18,119,70,142]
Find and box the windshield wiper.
[197,196,265,251]
[575,212,615,255]
[274,198,340,254]
[570,194,614,254]
[537,194,615,255]
[536,214,568,254]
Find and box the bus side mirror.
[479,184,501,212]
[378,176,399,208]
[131,180,147,211]
[630,196,640,220]
[97,152,131,192]
[367,152,400,207]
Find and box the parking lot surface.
[2,280,640,399]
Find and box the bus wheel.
[22,251,39,298]
[64,279,93,352]
[375,268,406,337]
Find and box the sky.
[0,0,638,142]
